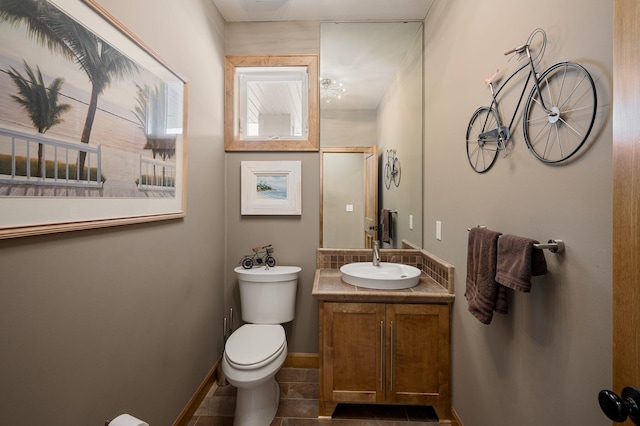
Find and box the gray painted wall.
[0,1,614,425]
[423,1,613,425]
[0,0,226,424]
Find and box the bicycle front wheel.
[523,62,597,164]
[384,162,392,189]
[466,106,501,173]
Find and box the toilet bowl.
[222,324,288,425]
[222,265,301,426]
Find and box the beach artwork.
[0,0,187,238]
[241,161,301,215]
[256,175,288,200]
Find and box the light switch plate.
[346,204,353,212]
[436,220,442,241]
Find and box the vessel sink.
[340,262,421,290]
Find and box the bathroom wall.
[422,1,613,425]
[322,153,365,248]
[0,0,227,425]
[377,29,424,248]
[224,22,322,354]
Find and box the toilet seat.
[225,324,286,370]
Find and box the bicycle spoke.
[557,116,585,139]
[523,62,597,163]
[466,106,501,173]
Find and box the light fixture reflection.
[320,78,346,103]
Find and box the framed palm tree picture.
[0,0,188,239]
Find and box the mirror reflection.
[320,22,423,249]
[238,66,308,140]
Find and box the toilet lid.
[225,324,286,369]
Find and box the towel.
[495,234,548,292]
[381,209,392,243]
[465,227,508,324]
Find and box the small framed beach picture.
[241,161,301,215]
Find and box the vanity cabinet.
[319,301,451,419]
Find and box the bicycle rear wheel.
[466,106,501,173]
[392,158,401,187]
[523,62,597,164]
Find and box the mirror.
[320,22,423,248]
[225,55,319,151]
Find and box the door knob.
[598,387,640,424]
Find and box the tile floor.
[188,367,444,425]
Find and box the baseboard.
[173,359,220,426]
[283,352,319,368]
[451,406,464,426]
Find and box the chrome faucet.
[372,240,380,266]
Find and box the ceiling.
[210,0,433,22]
[215,0,431,112]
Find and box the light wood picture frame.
[225,55,318,152]
[0,0,188,239]
[241,161,302,215]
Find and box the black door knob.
[599,387,640,424]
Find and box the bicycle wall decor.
[384,149,401,189]
[466,28,598,173]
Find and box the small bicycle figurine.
[384,149,401,189]
[466,28,597,173]
[240,244,276,269]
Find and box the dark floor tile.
[190,416,234,426]
[190,368,442,426]
[277,367,319,383]
[275,398,319,418]
[194,395,236,417]
[283,419,336,426]
[213,384,237,397]
[282,382,320,399]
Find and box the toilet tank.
[234,266,301,324]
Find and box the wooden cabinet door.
[321,302,386,404]
[385,303,451,410]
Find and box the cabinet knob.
[598,387,640,424]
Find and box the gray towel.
[465,227,508,324]
[381,209,392,243]
[495,234,548,292]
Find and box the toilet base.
[233,377,280,426]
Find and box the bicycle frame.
[479,45,554,149]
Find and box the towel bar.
[533,239,565,253]
[466,226,565,253]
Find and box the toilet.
[222,265,301,426]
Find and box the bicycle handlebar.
[504,44,527,56]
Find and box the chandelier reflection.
[320,78,346,103]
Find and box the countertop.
[312,268,455,304]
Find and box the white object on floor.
[108,414,148,426]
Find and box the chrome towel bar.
[467,226,565,253]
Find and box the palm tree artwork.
[7,60,71,177]
[0,0,139,178]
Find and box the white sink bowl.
[340,262,421,290]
